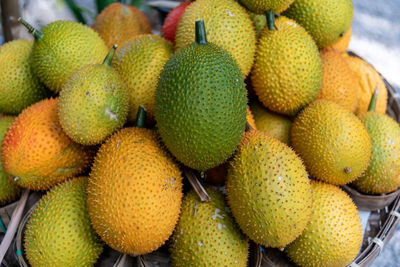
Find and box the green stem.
[135,105,146,128]
[368,87,379,112]
[195,19,207,44]
[102,44,117,66]
[266,10,275,31]
[17,18,43,39]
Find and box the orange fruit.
[327,27,352,53]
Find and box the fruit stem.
[135,105,146,128]
[266,10,276,31]
[368,87,379,112]
[17,17,43,39]
[102,44,117,67]
[195,19,207,44]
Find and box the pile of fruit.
[0,0,399,266]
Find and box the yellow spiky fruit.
[286,181,362,267]
[170,188,249,266]
[342,53,388,115]
[316,48,359,112]
[0,40,48,115]
[24,177,104,267]
[291,100,371,185]
[251,16,322,116]
[239,0,295,14]
[226,130,312,247]
[113,35,172,123]
[1,98,92,190]
[175,0,256,77]
[88,127,183,255]
[250,101,292,144]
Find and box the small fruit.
[19,18,108,93]
[58,45,128,145]
[24,177,104,267]
[0,40,48,115]
[316,48,359,112]
[1,98,92,190]
[162,1,191,43]
[170,189,249,266]
[239,0,295,14]
[226,130,312,247]
[251,16,322,116]
[286,181,362,267]
[250,101,292,144]
[175,0,256,77]
[92,3,151,48]
[0,115,21,205]
[283,0,353,47]
[327,27,352,53]
[291,100,371,185]
[156,20,247,171]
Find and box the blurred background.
[0,0,399,266]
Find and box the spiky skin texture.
[88,127,183,255]
[286,181,362,267]
[352,113,400,194]
[327,27,352,53]
[58,64,128,145]
[250,101,292,145]
[1,98,92,190]
[342,53,387,115]
[251,16,322,116]
[24,177,104,267]
[0,115,21,206]
[113,35,172,123]
[92,3,151,49]
[246,108,257,129]
[249,13,266,39]
[291,100,371,185]
[175,0,256,77]
[32,20,108,93]
[161,1,191,43]
[239,0,295,13]
[155,41,247,171]
[226,130,312,247]
[0,40,48,115]
[283,0,353,48]
[170,189,249,267]
[316,49,359,112]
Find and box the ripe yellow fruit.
[92,3,151,49]
[286,181,362,267]
[250,101,292,144]
[1,98,92,190]
[251,16,322,116]
[342,53,387,115]
[175,0,256,77]
[327,27,352,53]
[88,127,183,255]
[316,49,359,112]
[246,108,257,129]
[239,0,295,14]
[113,35,172,123]
[226,130,312,247]
[291,100,371,185]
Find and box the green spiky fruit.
[283,0,353,48]
[239,0,295,14]
[226,130,312,247]
[58,46,128,145]
[170,188,249,266]
[251,16,322,116]
[352,112,400,194]
[286,181,362,267]
[0,40,48,115]
[113,34,173,123]
[24,177,104,267]
[291,100,371,185]
[155,20,247,171]
[0,115,21,205]
[250,101,292,144]
[19,19,108,93]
